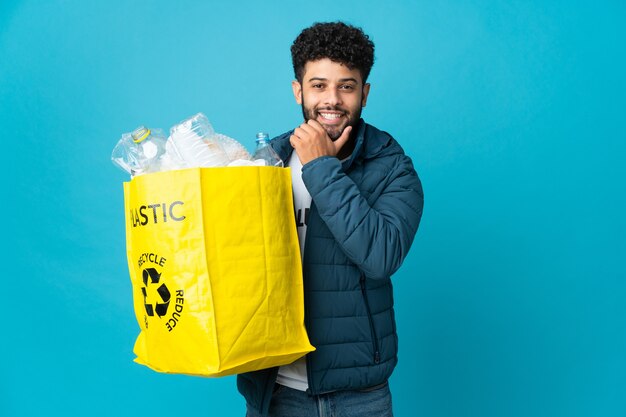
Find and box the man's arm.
[301,155,423,280]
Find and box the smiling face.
[292,58,371,140]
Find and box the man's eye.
[340,85,355,90]
[312,84,324,89]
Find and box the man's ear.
[361,83,371,107]
[292,80,303,105]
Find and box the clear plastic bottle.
[169,113,231,168]
[111,126,169,177]
[252,132,284,167]
[214,132,252,162]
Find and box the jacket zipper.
[259,367,279,413]
[360,275,380,364]
[305,203,316,395]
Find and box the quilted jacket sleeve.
[301,153,423,280]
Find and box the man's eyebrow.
[306,77,359,83]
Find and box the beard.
[300,94,363,140]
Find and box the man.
[238,21,424,417]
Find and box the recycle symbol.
[141,267,171,318]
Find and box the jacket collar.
[271,119,367,171]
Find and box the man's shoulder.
[361,122,409,161]
[271,130,293,141]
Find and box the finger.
[307,119,331,137]
[289,135,299,148]
[293,127,306,139]
[298,123,318,137]
[334,126,353,152]
[306,119,325,133]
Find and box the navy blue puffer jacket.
[237,119,424,415]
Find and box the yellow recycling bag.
[123,167,314,377]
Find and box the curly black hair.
[291,22,375,84]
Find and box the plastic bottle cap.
[256,132,270,142]
[132,126,151,143]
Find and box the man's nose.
[323,88,342,106]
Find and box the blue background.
[1,1,624,416]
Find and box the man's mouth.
[317,111,345,124]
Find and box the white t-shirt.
[276,152,311,391]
